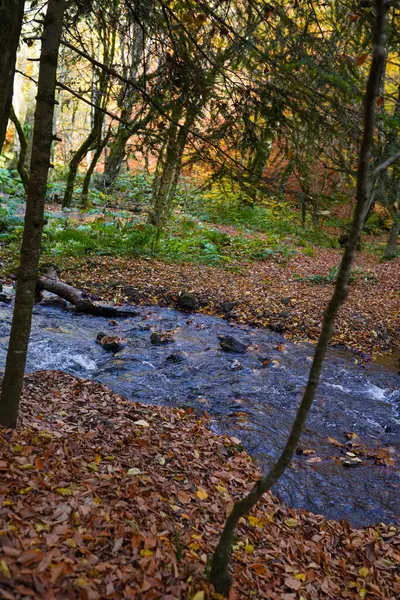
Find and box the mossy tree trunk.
[103,123,132,188]
[383,202,399,259]
[62,12,117,209]
[62,104,105,208]
[102,22,146,188]
[0,0,25,153]
[9,105,29,193]
[210,0,391,594]
[81,129,111,209]
[149,102,200,246]
[0,0,66,429]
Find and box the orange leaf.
[356,53,368,66]
[35,457,44,471]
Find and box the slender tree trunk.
[210,1,390,593]
[81,130,111,209]
[383,203,399,259]
[0,0,66,429]
[102,21,145,187]
[0,0,25,153]
[9,105,29,193]
[62,123,100,208]
[103,125,132,187]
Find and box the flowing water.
[0,294,399,527]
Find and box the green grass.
[0,168,391,270]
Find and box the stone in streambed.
[166,351,185,363]
[150,331,175,345]
[218,334,247,353]
[177,291,198,310]
[96,332,124,353]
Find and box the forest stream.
[0,292,399,528]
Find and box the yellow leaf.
[2,500,13,506]
[295,573,306,581]
[19,487,32,495]
[245,543,254,554]
[192,592,205,600]
[140,549,153,557]
[284,518,298,528]
[358,567,369,577]
[65,538,77,548]
[248,515,263,528]
[87,462,98,471]
[0,560,11,578]
[35,522,50,533]
[56,487,72,496]
[359,589,367,598]
[94,454,101,464]
[216,485,227,493]
[196,488,208,500]
[190,542,200,551]
[21,463,34,470]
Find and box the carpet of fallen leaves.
[0,371,399,600]
[57,249,400,356]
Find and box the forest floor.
[0,370,399,600]
[56,248,400,358]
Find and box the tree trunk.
[36,267,135,317]
[210,0,390,593]
[9,105,29,193]
[62,122,101,208]
[102,21,145,187]
[103,125,132,187]
[0,0,25,153]
[81,130,111,209]
[0,0,66,429]
[383,204,399,259]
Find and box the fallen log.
[36,267,136,318]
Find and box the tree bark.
[62,118,102,208]
[36,267,135,317]
[103,125,132,187]
[81,129,111,209]
[0,0,25,153]
[210,0,390,594]
[0,0,66,429]
[383,203,399,259]
[9,105,29,193]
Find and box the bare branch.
[372,150,400,177]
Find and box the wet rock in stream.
[0,300,398,527]
[218,334,248,353]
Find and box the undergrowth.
[0,169,393,270]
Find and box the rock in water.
[150,331,175,345]
[96,332,124,353]
[178,292,198,310]
[218,334,247,353]
[166,351,185,363]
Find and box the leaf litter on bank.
[0,371,399,599]
[54,249,399,356]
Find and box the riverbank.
[0,371,399,599]
[53,250,400,357]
